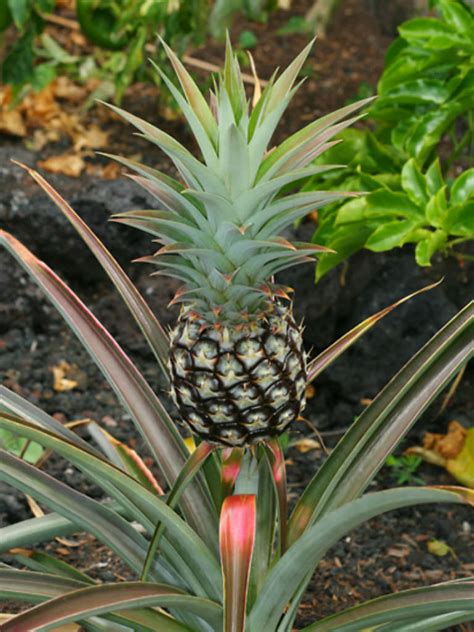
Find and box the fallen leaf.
[406,421,474,488]
[387,544,410,558]
[51,360,80,391]
[38,153,86,177]
[73,124,109,152]
[305,384,316,399]
[0,109,26,137]
[294,437,321,453]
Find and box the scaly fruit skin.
[169,303,307,447]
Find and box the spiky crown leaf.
[105,38,372,322]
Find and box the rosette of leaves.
[0,43,473,631]
[311,151,474,279]
[369,0,474,165]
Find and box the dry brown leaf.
[294,438,322,453]
[305,384,316,399]
[51,360,80,391]
[38,153,86,177]
[0,109,26,137]
[54,76,88,103]
[73,124,109,151]
[423,420,467,459]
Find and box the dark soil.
[1,0,473,629]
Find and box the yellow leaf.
[0,110,26,137]
[38,153,86,178]
[427,539,456,559]
[52,361,79,392]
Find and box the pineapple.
[106,39,369,447]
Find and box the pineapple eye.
[264,336,287,357]
[217,354,245,378]
[252,360,278,379]
[173,348,193,372]
[267,383,289,405]
[277,405,296,425]
[193,340,219,359]
[236,339,261,357]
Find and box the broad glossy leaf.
[450,201,474,236]
[438,0,474,40]
[0,582,223,632]
[415,230,447,266]
[398,17,468,48]
[249,487,473,631]
[302,581,474,631]
[451,168,474,206]
[366,219,419,252]
[291,302,473,542]
[220,495,257,632]
[425,158,443,196]
[401,159,429,207]
[0,230,216,547]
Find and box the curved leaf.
[0,582,222,632]
[291,301,473,542]
[302,582,474,631]
[0,229,216,549]
[248,487,473,631]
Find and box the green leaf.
[450,201,474,236]
[315,223,371,281]
[366,219,419,252]
[1,27,34,86]
[438,0,474,40]
[365,189,421,218]
[425,159,444,196]
[407,102,467,163]
[335,197,367,224]
[398,17,468,48]
[30,62,56,92]
[239,30,258,49]
[0,582,223,631]
[289,301,473,541]
[0,428,43,463]
[7,0,31,29]
[415,229,447,266]
[451,168,474,206]
[375,79,450,107]
[425,186,448,228]
[302,581,474,631]
[402,159,429,207]
[249,487,474,631]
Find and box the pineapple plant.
[106,38,370,447]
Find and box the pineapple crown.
[104,38,371,323]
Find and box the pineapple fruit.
[107,39,369,447]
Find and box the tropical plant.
[370,0,474,166]
[1,41,474,631]
[307,139,474,279]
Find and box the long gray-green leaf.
[13,162,170,378]
[0,582,223,632]
[0,569,192,632]
[290,301,473,542]
[0,415,222,600]
[248,486,473,631]
[301,582,474,631]
[0,229,217,549]
[0,449,154,577]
